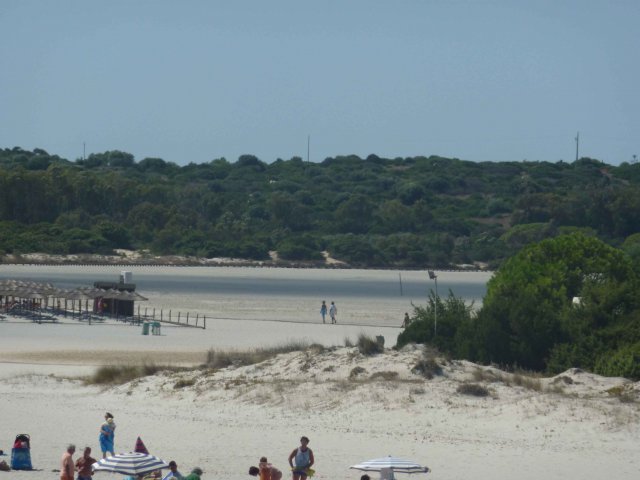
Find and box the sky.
[1,0,638,166]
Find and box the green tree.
[476,233,638,370]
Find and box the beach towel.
[291,467,315,477]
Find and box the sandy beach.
[0,268,639,480]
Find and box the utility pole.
[575,132,579,161]
[83,142,86,161]
[307,135,310,163]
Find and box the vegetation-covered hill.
[2,146,640,268]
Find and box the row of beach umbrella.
[0,279,148,302]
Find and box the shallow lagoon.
[0,265,491,326]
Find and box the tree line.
[1,146,640,268]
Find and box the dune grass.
[457,382,490,397]
[205,340,325,369]
[357,333,384,355]
[86,341,325,385]
[86,363,188,385]
[472,367,543,391]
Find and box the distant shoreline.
[0,252,489,271]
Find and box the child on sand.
[249,457,282,480]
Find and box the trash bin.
[152,322,161,335]
[142,322,150,335]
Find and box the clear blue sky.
[1,0,638,165]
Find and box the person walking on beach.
[60,444,75,480]
[75,446,96,480]
[320,301,327,323]
[288,436,314,480]
[329,302,337,324]
[99,412,116,459]
[402,312,411,328]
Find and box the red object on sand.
[134,437,149,454]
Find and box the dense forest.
[2,146,640,268]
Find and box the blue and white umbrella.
[93,452,169,476]
[350,457,430,475]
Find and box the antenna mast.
[575,132,579,161]
[307,135,310,163]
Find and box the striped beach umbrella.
[350,457,430,475]
[93,452,169,475]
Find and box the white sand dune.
[0,313,639,480]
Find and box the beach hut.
[93,271,144,316]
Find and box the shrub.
[357,333,384,356]
[86,363,185,385]
[88,365,139,385]
[174,378,196,389]
[606,385,636,403]
[349,366,367,378]
[595,343,640,380]
[457,383,490,397]
[512,372,542,391]
[277,241,323,261]
[370,371,399,380]
[412,358,442,379]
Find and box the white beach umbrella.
[350,457,430,475]
[93,452,169,475]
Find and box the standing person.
[288,436,314,480]
[402,312,410,328]
[320,301,327,324]
[162,461,184,480]
[75,446,96,480]
[98,412,116,459]
[329,302,337,324]
[60,444,76,480]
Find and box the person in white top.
[329,302,337,324]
